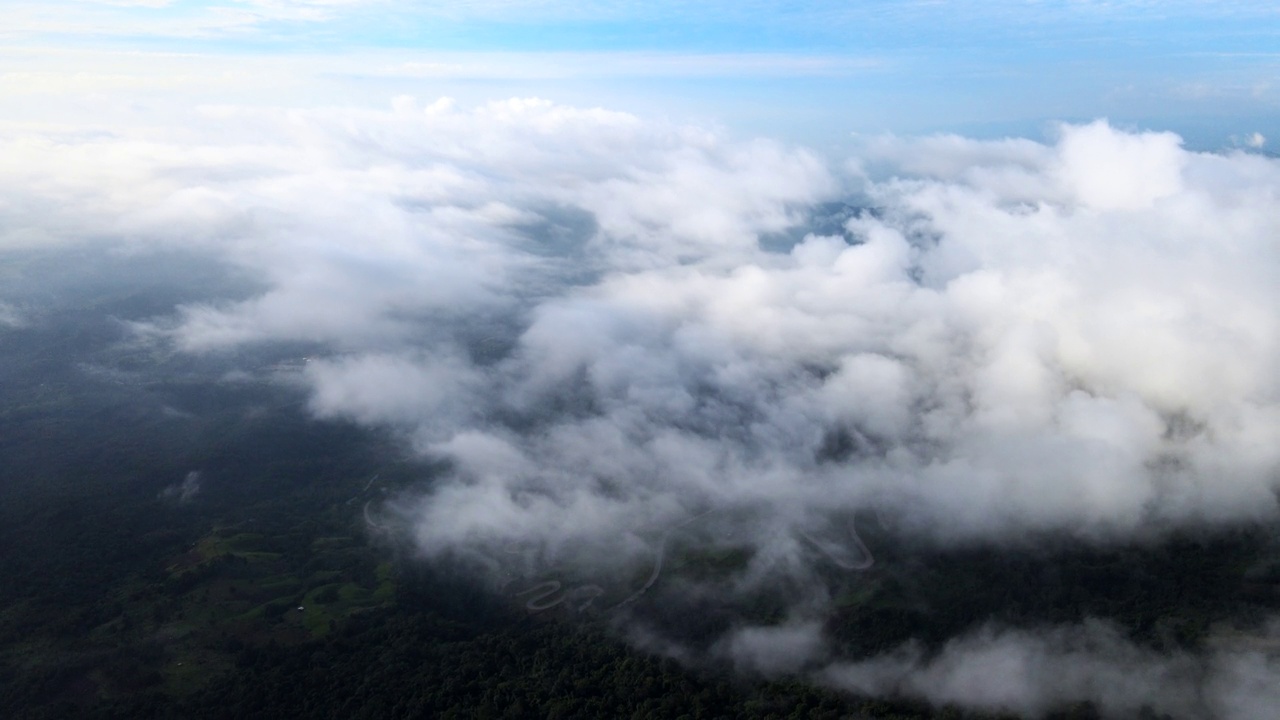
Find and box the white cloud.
[1054,119,1186,210]
[722,620,828,678]
[5,102,1279,547]
[306,352,482,430]
[822,620,1280,720]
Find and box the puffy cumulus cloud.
[821,620,1280,720]
[838,122,1280,536]
[1054,121,1186,210]
[6,104,1279,547]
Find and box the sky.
[5,1,1279,147]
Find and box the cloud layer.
[6,101,1279,546]
[4,98,1280,715]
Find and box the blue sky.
[5,1,1279,147]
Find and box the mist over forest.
[1,94,1279,719]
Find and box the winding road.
[599,510,876,611]
[799,517,875,571]
[610,508,718,609]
